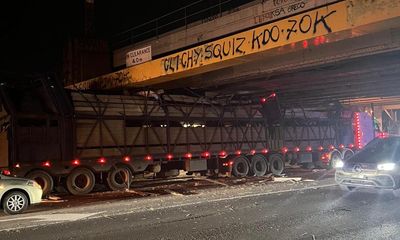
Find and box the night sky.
[0,1,196,75]
[0,0,249,77]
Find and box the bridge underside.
[151,22,400,108]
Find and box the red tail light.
[306,146,312,152]
[250,149,256,155]
[281,147,288,154]
[72,159,81,166]
[293,147,300,153]
[184,153,192,159]
[229,161,234,166]
[42,161,51,167]
[123,156,131,162]
[348,143,354,148]
[166,154,173,160]
[262,148,269,154]
[329,145,335,150]
[1,169,11,176]
[339,144,345,149]
[201,151,211,158]
[97,157,106,164]
[145,155,153,161]
[235,150,242,155]
[219,150,227,157]
[260,97,267,104]
[318,146,324,151]
[222,162,229,167]
[270,93,276,98]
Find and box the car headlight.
[377,163,396,171]
[335,160,344,168]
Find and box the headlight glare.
[335,160,344,168]
[377,163,396,171]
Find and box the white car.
[0,171,42,214]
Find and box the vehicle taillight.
[318,146,324,151]
[329,145,335,150]
[281,147,288,154]
[235,150,242,155]
[2,169,11,176]
[250,149,256,155]
[14,163,21,168]
[97,157,106,164]
[166,154,173,160]
[262,149,269,154]
[306,146,312,152]
[42,161,51,167]
[229,161,234,166]
[293,147,300,153]
[348,143,354,148]
[145,155,153,161]
[339,144,345,149]
[72,159,81,166]
[184,153,192,159]
[201,151,210,158]
[219,150,227,157]
[123,156,131,162]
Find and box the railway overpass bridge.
[71,0,400,110]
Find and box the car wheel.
[26,170,54,198]
[2,191,29,215]
[107,165,133,191]
[232,156,250,177]
[250,154,268,176]
[269,154,285,176]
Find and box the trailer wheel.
[107,165,132,191]
[26,170,53,198]
[269,154,284,175]
[66,168,95,195]
[232,156,250,177]
[250,154,268,176]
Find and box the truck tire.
[269,154,284,175]
[66,168,95,195]
[232,156,250,177]
[107,165,132,191]
[26,170,53,198]
[2,191,29,215]
[250,154,268,176]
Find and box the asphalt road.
[1,176,400,240]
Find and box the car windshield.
[353,137,400,163]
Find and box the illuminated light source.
[302,40,308,49]
[42,161,51,167]
[354,112,363,149]
[229,161,234,166]
[377,132,389,139]
[97,157,106,164]
[15,163,21,168]
[201,151,211,158]
[313,37,320,46]
[72,159,81,166]
[269,93,276,98]
[293,147,300,153]
[281,147,288,154]
[184,153,192,159]
[306,146,312,152]
[219,150,227,157]
[260,97,267,104]
[1,170,11,176]
[338,144,345,149]
[329,145,335,150]
[262,148,269,154]
[377,162,396,171]
[250,149,256,155]
[318,146,324,151]
[348,143,354,148]
[235,150,242,155]
[123,156,131,162]
[335,160,344,168]
[144,155,153,161]
[166,154,174,160]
